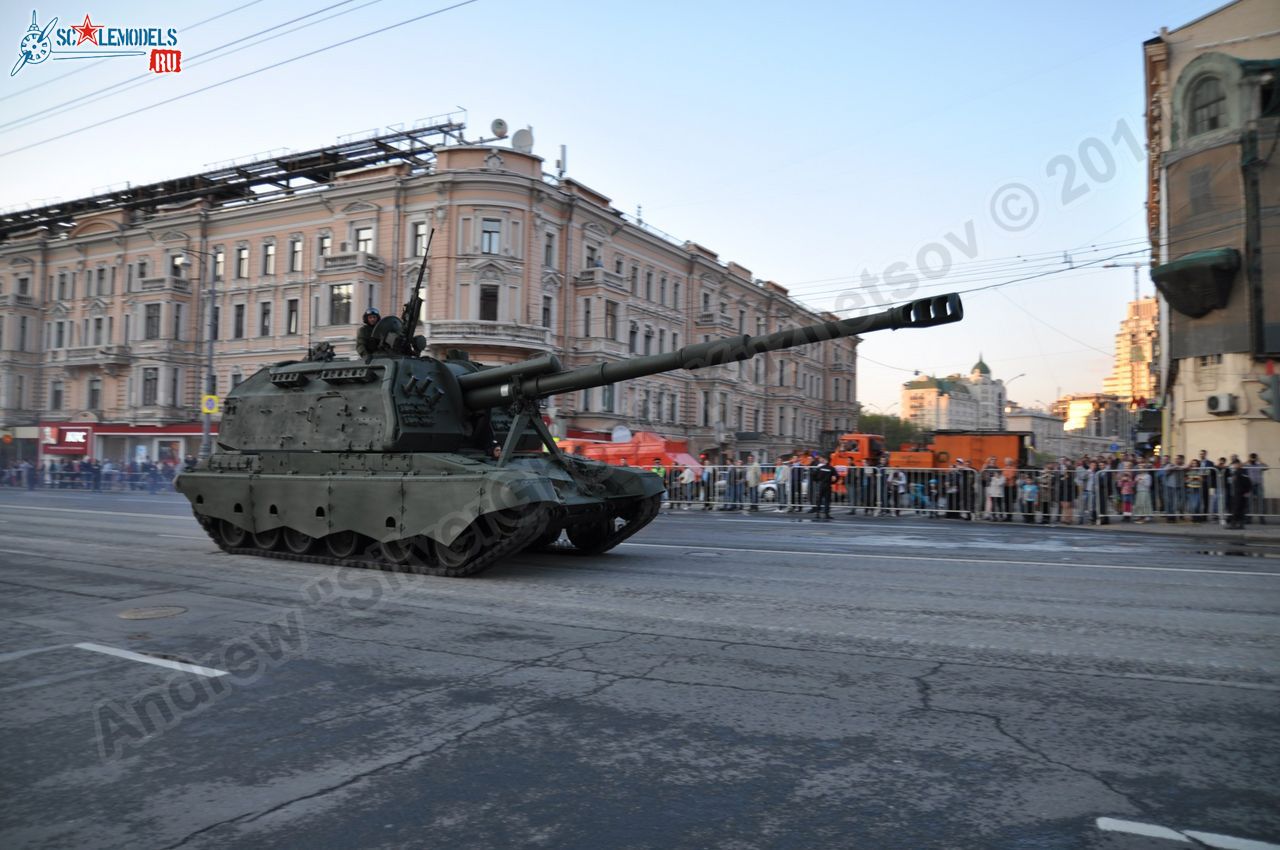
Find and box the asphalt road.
[0,487,1277,850]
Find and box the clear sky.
[0,0,1228,412]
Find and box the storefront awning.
[1151,247,1240,318]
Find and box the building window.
[673,282,680,307]
[355,227,373,254]
[480,219,501,255]
[319,234,332,257]
[289,239,302,272]
[658,328,666,352]
[1189,167,1213,216]
[605,301,617,339]
[479,284,499,322]
[96,268,107,295]
[233,304,245,339]
[614,256,623,274]
[659,276,667,305]
[57,271,67,300]
[586,245,598,268]
[286,299,299,335]
[173,304,183,340]
[602,384,615,412]
[144,304,161,340]
[171,255,184,279]
[259,302,272,337]
[211,305,220,341]
[17,276,29,296]
[644,271,653,300]
[671,332,679,350]
[582,298,592,337]
[93,317,104,345]
[630,266,638,294]
[413,222,429,257]
[50,380,64,410]
[137,258,149,280]
[544,232,555,267]
[629,322,638,354]
[170,369,179,409]
[262,243,276,275]
[231,370,243,389]
[213,249,225,281]
[329,284,351,326]
[141,369,158,406]
[1190,76,1225,136]
[235,247,249,279]
[643,327,653,355]
[542,295,552,329]
[701,292,710,312]
[88,378,101,410]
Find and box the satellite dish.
[490,118,508,138]
[512,127,533,153]
[611,425,632,443]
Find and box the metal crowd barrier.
[655,463,1275,526]
[9,468,182,492]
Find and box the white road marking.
[1096,817,1280,849]
[74,642,228,678]
[0,504,188,521]
[620,542,1280,578]
[0,644,71,664]
[1096,818,1190,842]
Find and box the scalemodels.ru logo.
[10,9,181,76]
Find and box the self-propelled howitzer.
[176,294,962,577]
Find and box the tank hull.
[176,451,664,576]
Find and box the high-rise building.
[1102,297,1159,404]
[900,354,1006,432]
[1144,0,1280,460]
[0,123,859,467]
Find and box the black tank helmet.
[363,307,380,321]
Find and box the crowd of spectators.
[656,450,1271,528]
[0,456,195,493]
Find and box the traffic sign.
[200,394,220,415]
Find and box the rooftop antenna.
[555,144,567,180]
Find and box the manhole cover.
[118,606,187,620]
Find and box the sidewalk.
[1069,518,1280,544]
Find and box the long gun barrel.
[462,293,962,409]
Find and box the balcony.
[573,338,628,358]
[319,252,386,276]
[695,312,736,330]
[0,293,35,309]
[139,276,192,295]
[420,320,552,352]
[58,344,132,368]
[829,361,854,373]
[574,267,629,293]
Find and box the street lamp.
[174,248,217,461]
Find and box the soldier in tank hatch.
[356,307,380,359]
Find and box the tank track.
[194,505,550,578]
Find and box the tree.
[856,413,923,450]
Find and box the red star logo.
[71,14,103,46]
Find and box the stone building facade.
[0,127,859,465]
[900,356,1006,432]
[1144,0,1280,460]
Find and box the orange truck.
[555,431,701,474]
[831,431,1032,472]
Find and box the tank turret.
[178,291,963,577]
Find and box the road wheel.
[566,518,613,554]
[324,530,364,559]
[379,537,422,567]
[283,528,314,554]
[252,528,281,550]
[218,519,248,548]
